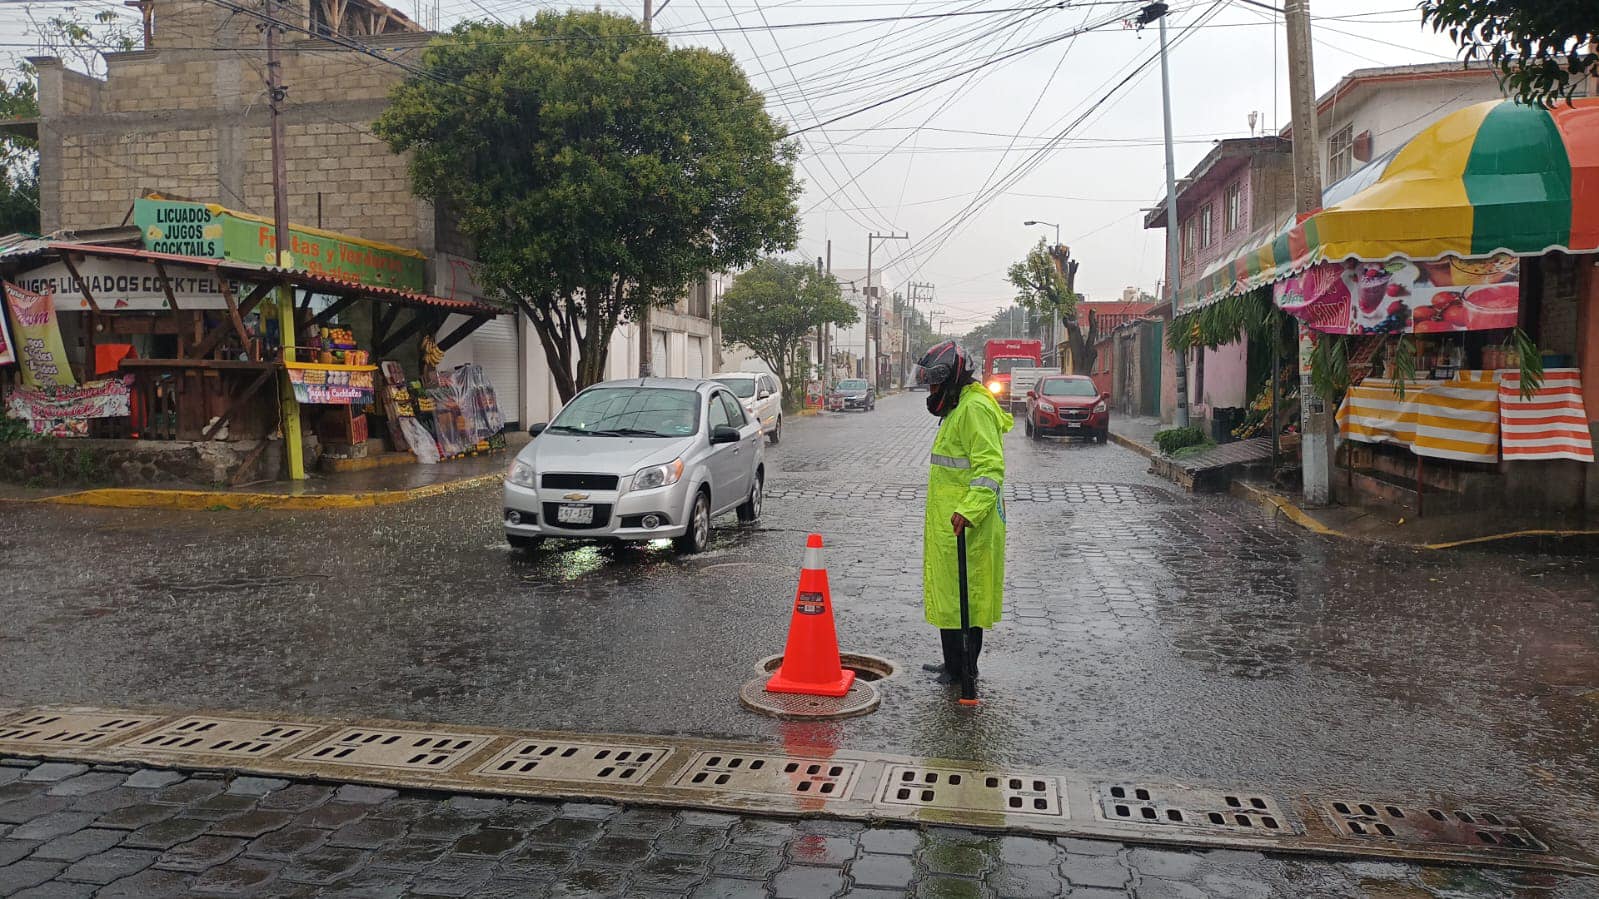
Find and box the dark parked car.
[832,378,875,412]
[1025,375,1109,443]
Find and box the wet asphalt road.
[2,392,1597,851]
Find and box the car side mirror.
[1101,392,1111,401]
[528,422,548,438]
[710,425,740,445]
[1026,390,1036,399]
[758,390,772,399]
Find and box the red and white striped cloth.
[1498,368,1595,462]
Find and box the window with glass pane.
[1328,125,1354,183]
[1199,204,1213,249]
[1224,182,1242,232]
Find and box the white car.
[713,371,783,444]
[503,378,765,554]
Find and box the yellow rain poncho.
[923,382,1013,629]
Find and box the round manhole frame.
[754,652,899,682]
[739,676,880,721]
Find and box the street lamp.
[1023,220,1060,247]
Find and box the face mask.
[926,379,964,418]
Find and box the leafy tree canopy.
[1419,0,1598,106]
[718,258,856,409]
[374,10,801,400]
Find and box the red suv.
[1025,375,1110,443]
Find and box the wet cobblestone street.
[2,392,1597,895]
[0,757,1589,897]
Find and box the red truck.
[982,338,1042,408]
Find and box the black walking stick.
[956,530,978,705]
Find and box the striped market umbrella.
[1182,97,1599,311]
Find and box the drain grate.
[287,727,487,773]
[473,739,672,785]
[1095,783,1294,835]
[0,712,159,751]
[877,765,1064,817]
[128,717,323,759]
[1324,801,1548,852]
[672,751,861,800]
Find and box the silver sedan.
[502,378,765,554]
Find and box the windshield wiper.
[611,427,668,437]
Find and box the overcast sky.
[2,0,1475,330]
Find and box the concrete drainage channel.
[0,706,1594,876]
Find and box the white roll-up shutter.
[473,316,521,428]
[686,336,705,379]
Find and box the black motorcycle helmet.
[916,340,974,417]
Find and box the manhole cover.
[673,750,862,800]
[0,712,160,751]
[757,653,898,682]
[739,677,879,720]
[1096,783,1294,834]
[129,716,323,760]
[473,739,673,785]
[878,765,1065,817]
[288,727,487,773]
[1324,800,1548,852]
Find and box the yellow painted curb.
[37,473,501,512]
[1422,529,1599,551]
[1229,480,1344,538]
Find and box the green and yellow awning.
[1181,97,1599,311]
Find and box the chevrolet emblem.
[563,492,590,501]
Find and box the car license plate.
[1066,422,1082,428]
[557,504,593,525]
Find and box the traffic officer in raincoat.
[915,341,1013,685]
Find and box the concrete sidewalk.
[0,446,515,511]
[1106,416,1160,458]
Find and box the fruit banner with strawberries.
[1274,256,1519,336]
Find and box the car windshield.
[714,377,757,398]
[992,357,1033,375]
[1041,378,1098,397]
[839,379,868,391]
[548,387,699,437]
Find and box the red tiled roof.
[46,242,507,316]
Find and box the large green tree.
[1419,1,1597,106]
[374,10,800,400]
[718,259,856,410]
[1007,239,1097,373]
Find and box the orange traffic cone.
[765,534,856,697]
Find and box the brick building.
[28,0,715,426]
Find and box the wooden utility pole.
[1285,0,1332,505]
[265,0,304,480]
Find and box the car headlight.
[1094,401,1108,413]
[988,381,1004,394]
[507,459,536,487]
[631,458,685,492]
[1037,401,1054,413]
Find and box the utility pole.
[1146,1,1188,429]
[264,0,304,480]
[636,0,655,378]
[1286,0,1331,505]
[823,239,831,390]
[864,231,907,392]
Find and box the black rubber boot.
[933,629,981,684]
